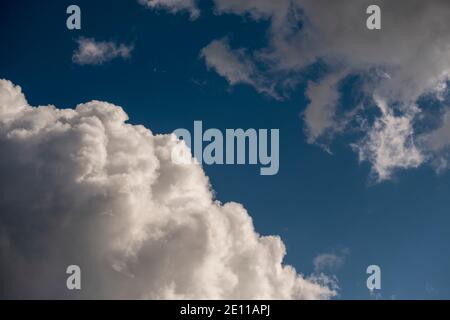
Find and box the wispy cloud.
[200,38,281,99]
[352,97,424,181]
[138,0,200,20]
[72,37,133,65]
[313,248,349,273]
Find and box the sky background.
[1,0,450,299]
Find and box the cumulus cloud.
[138,0,200,20]
[195,0,450,180]
[72,37,133,65]
[0,79,335,299]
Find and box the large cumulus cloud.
[0,79,335,299]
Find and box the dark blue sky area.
[1,0,450,299]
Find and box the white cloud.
[138,0,200,20]
[195,0,450,180]
[200,38,280,99]
[72,37,133,65]
[313,250,348,273]
[0,79,336,299]
[303,72,347,144]
[353,97,424,181]
[311,249,348,296]
[210,0,450,102]
[201,39,255,87]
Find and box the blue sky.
[1,0,450,299]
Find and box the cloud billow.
[0,79,335,299]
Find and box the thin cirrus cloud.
[72,37,133,65]
[151,0,450,182]
[0,79,336,299]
